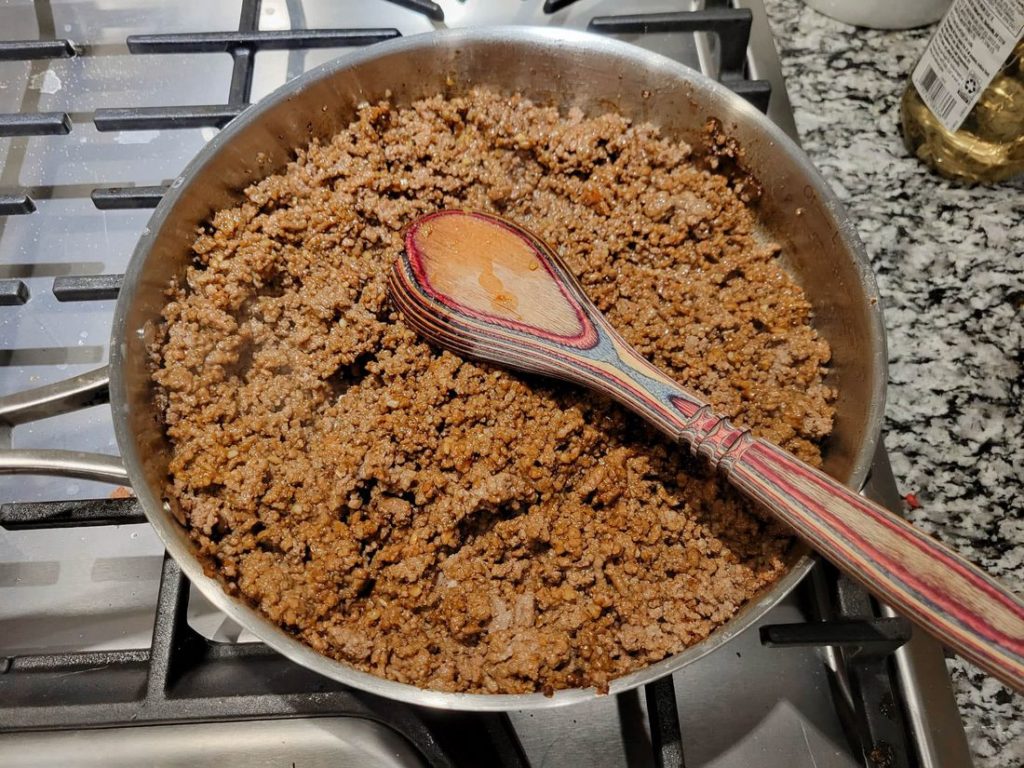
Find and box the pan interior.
[110,28,885,709]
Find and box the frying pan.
[0,28,886,710]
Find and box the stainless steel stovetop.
[0,1,974,766]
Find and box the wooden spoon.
[388,209,1024,691]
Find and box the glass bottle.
[900,4,1024,184]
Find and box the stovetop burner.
[0,2,972,767]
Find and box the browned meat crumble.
[151,90,835,695]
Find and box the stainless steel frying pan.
[0,27,886,710]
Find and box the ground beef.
[151,90,835,695]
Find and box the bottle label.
[912,0,1024,133]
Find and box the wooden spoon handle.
[718,431,1024,691]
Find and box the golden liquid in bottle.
[901,40,1024,184]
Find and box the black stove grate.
[0,193,35,216]
[589,9,771,111]
[0,111,73,136]
[385,0,446,23]
[90,186,166,210]
[0,277,30,306]
[0,39,76,61]
[0,35,75,248]
[762,572,915,768]
[1,495,141,528]
[1,4,916,767]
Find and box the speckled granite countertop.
[762,1,1023,765]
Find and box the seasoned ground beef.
[152,90,835,694]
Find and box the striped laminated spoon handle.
[388,209,1024,692]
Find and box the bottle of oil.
[900,1,1024,183]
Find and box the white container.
[802,0,953,29]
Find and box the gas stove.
[0,1,974,766]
